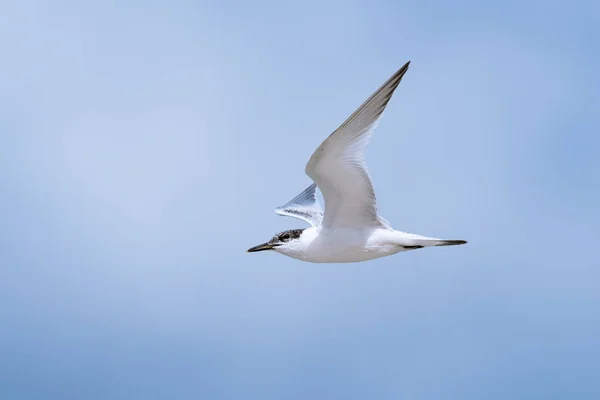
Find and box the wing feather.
[274,183,324,227]
[305,62,410,229]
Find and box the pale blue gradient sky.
[1,0,599,399]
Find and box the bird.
[247,61,467,263]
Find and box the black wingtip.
[394,61,411,81]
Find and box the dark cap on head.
[247,228,305,252]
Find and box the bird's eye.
[281,234,290,241]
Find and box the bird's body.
[274,227,454,263]
[248,61,467,263]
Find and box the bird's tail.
[433,240,467,247]
[394,232,467,250]
[401,238,467,249]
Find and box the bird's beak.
[247,242,276,252]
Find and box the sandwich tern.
[248,61,467,263]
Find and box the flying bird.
[248,61,466,263]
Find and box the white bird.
[248,61,466,263]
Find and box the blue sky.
[1,0,599,398]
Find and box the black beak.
[247,242,276,252]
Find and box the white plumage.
[248,62,466,263]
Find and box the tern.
[248,61,467,263]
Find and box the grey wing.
[274,183,324,227]
[305,62,410,229]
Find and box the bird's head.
[247,228,306,254]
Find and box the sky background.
[1,0,599,398]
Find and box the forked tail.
[434,240,467,246]
[400,237,467,250]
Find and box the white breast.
[275,227,407,263]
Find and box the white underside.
[261,64,465,263]
[273,227,445,263]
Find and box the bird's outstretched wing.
[274,183,324,227]
[305,62,410,229]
